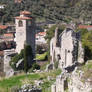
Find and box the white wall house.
[0,5,5,9]
[36,32,46,44]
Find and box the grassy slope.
[36,52,47,61]
[0,69,61,92]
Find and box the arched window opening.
[18,20,23,27]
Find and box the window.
[18,20,23,27]
[68,50,70,53]
[57,54,61,60]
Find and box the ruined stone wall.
[50,28,82,69]
[60,29,77,68]
[78,41,84,64]
[50,37,61,64]
[51,28,86,92]
[4,49,15,77]
[52,71,92,92]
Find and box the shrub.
[28,63,40,72]
[10,49,24,70]
[10,44,33,72]
[32,63,40,70]
[36,44,48,54]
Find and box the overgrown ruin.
[50,26,92,92]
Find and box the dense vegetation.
[10,45,34,72]
[80,29,92,61]
[24,44,33,72]
[0,0,92,23]
[10,49,24,70]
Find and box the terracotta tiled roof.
[15,0,22,3]
[0,25,8,30]
[15,16,32,20]
[0,51,4,56]
[78,25,92,29]
[39,32,46,36]
[20,11,31,15]
[36,32,46,37]
[3,33,13,37]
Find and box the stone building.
[50,26,84,69]
[15,11,36,56]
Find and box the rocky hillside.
[52,61,92,92]
[68,60,92,92]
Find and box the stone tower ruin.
[15,11,35,56]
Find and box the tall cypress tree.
[24,44,33,73]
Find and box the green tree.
[81,29,92,61]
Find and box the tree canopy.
[0,0,92,23]
[81,29,92,61]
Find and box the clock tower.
[15,11,35,56]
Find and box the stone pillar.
[55,27,59,47]
[51,84,56,92]
[78,41,84,64]
[4,49,15,77]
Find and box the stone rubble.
[51,67,92,92]
[19,84,42,92]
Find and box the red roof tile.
[78,25,92,29]
[36,32,46,37]
[39,32,46,36]
[3,33,13,37]
[15,0,22,3]
[20,11,31,15]
[0,25,8,30]
[15,16,32,20]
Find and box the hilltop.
[0,0,92,23]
